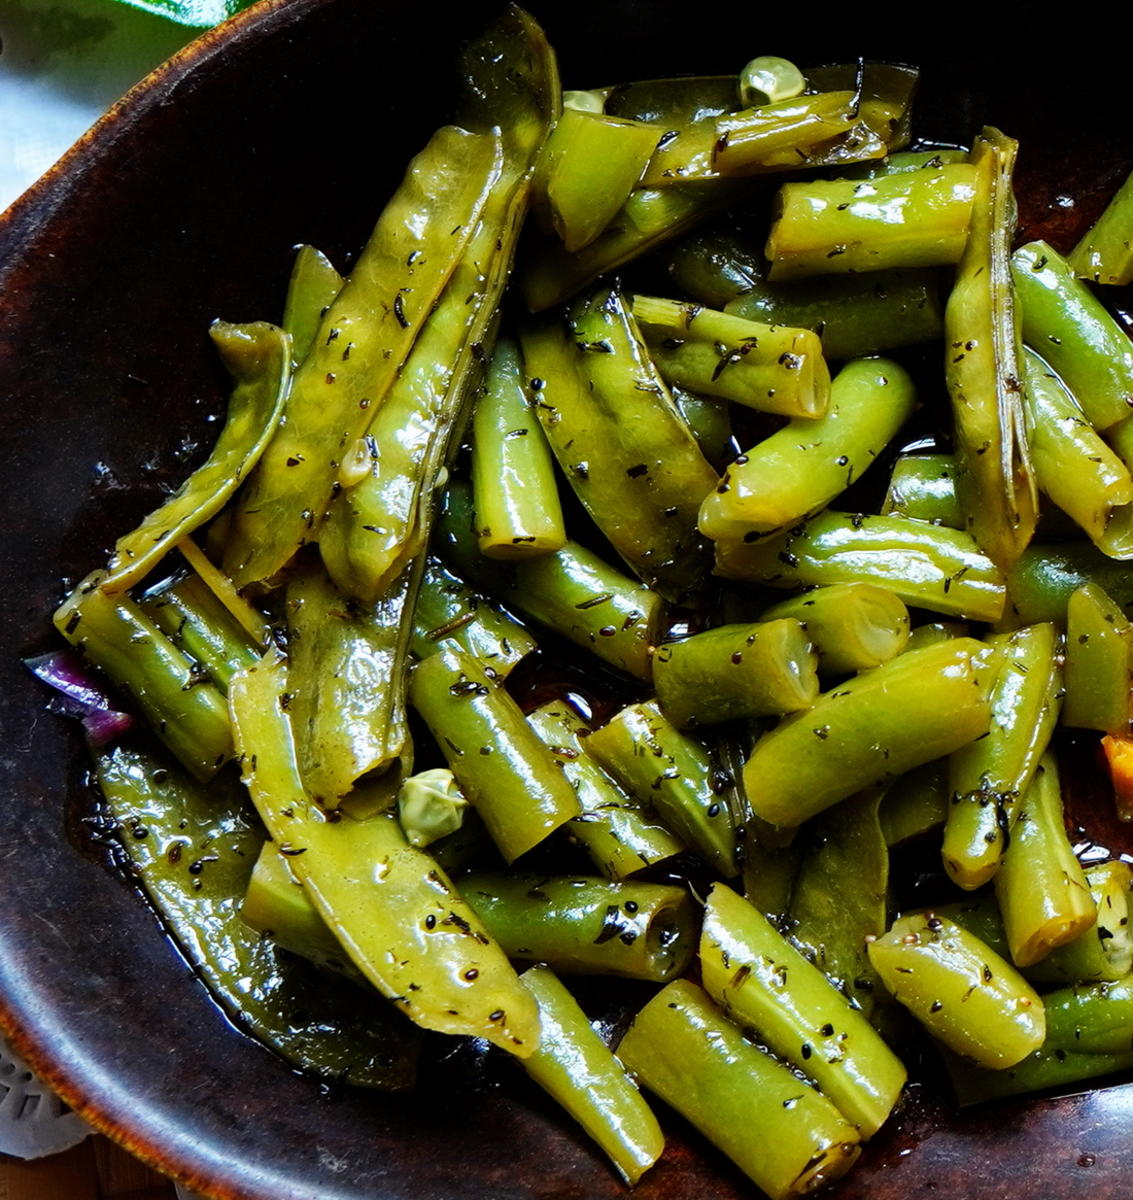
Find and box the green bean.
[879,760,949,847]
[436,481,661,681]
[97,743,419,1088]
[1063,582,1133,733]
[1042,977,1133,1057]
[633,294,830,419]
[945,128,1036,572]
[460,873,694,981]
[282,245,343,366]
[841,148,971,179]
[1022,347,1133,554]
[407,646,579,863]
[881,454,963,528]
[699,357,915,541]
[100,322,290,595]
[1004,540,1133,626]
[409,556,536,679]
[653,619,817,728]
[470,336,565,560]
[715,511,1007,624]
[526,701,685,880]
[760,583,911,674]
[669,384,734,467]
[1012,239,1133,432]
[701,882,905,1136]
[55,573,232,780]
[904,621,970,650]
[943,622,1062,890]
[1067,166,1133,286]
[867,912,1045,1069]
[944,1045,1133,1106]
[743,638,996,828]
[663,220,766,307]
[993,754,1095,968]
[518,966,664,1185]
[229,651,540,1055]
[765,162,978,279]
[586,699,739,877]
[617,980,862,1200]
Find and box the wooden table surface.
[0,1135,177,1200]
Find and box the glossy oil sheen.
[2,1,1133,1197]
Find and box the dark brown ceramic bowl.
[3,2,1133,1196]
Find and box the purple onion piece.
[24,650,135,747]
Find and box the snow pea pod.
[96,742,419,1088]
[617,980,861,1200]
[100,321,290,595]
[229,652,539,1056]
[701,882,905,1137]
[945,128,1036,572]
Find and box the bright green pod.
[882,454,963,528]
[1013,239,1133,433]
[743,638,996,829]
[715,510,1006,624]
[945,129,1036,572]
[633,294,830,419]
[652,619,818,729]
[518,966,664,1185]
[526,701,685,880]
[461,873,694,982]
[471,335,566,560]
[765,162,978,279]
[55,573,232,781]
[993,754,1096,969]
[100,321,290,595]
[1042,976,1133,1056]
[533,107,661,250]
[435,481,661,681]
[1068,166,1133,286]
[617,980,862,1200]
[282,245,343,366]
[586,699,739,878]
[943,623,1063,891]
[1022,348,1133,555]
[702,883,905,1136]
[407,646,579,863]
[699,357,915,541]
[1004,541,1133,626]
[141,571,259,690]
[944,1045,1133,1106]
[409,556,536,679]
[760,583,911,674]
[96,743,420,1089]
[521,285,718,602]
[868,913,1045,1069]
[1063,582,1133,733]
[229,652,540,1056]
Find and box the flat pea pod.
[96,742,419,1088]
[229,652,540,1057]
[461,873,695,982]
[100,322,290,595]
[617,979,861,1200]
[701,883,905,1137]
[518,966,664,1185]
[867,912,1045,1069]
[743,638,996,829]
[407,646,580,863]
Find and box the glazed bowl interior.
[2,2,1133,1197]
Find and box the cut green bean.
[1063,582,1133,733]
[461,873,694,981]
[471,336,565,559]
[527,701,685,880]
[743,638,996,828]
[408,646,580,863]
[945,1045,1133,1106]
[617,980,861,1200]
[701,882,905,1137]
[1004,541,1133,626]
[1068,166,1133,286]
[518,966,664,1185]
[943,622,1063,891]
[868,913,1045,1069]
[879,760,949,847]
[282,245,343,366]
[699,357,915,541]
[586,699,739,877]
[715,511,1007,624]
[760,583,911,674]
[669,384,734,467]
[882,454,963,528]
